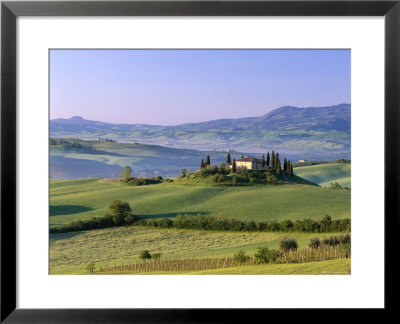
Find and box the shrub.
[279,237,298,252]
[338,233,351,245]
[280,220,294,232]
[309,237,321,249]
[321,236,340,246]
[86,261,96,273]
[254,247,281,264]
[151,253,162,260]
[139,250,152,260]
[319,215,332,232]
[213,173,225,183]
[330,182,343,190]
[233,250,249,263]
[158,218,173,229]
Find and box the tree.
[232,159,236,173]
[309,237,321,249]
[206,155,211,166]
[283,158,287,172]
[226,153,231,164]
[86,261,96,273]
[180,169,187,177]
[200,159,205,169]
[275,153,279,169]
[261,154,265,168]
[254,247,281,264]
[233,250,249,263]
[108,200,132,225]
[241,154,244,159]
[139,250,152,260]
[279,237,298,252]
[290,163,294,177]
[120,165,132,179]
[271,151,275,170]
[275,157,282,175]
[266,152,270,167]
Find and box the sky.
[50,49,350,125]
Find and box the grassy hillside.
[50,180,350,227]
[294,163,351,187]
[50,225,347,274]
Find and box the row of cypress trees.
[200,151,294,177]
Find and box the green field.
[294,163,351,187]
[50,225,347,274]
[50,179,351,227]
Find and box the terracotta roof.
[236,156,261,162]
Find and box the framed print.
[1,0,399,322]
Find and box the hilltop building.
[228,156,264,170]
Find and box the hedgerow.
[50,211,350,234]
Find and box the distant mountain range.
[50,103,351,160]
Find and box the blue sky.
[50,49,350,125]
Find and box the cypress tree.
[271,151,275,170]
[261,154,265,168]
[200,159,205,169]
[226,153,231,164]
[232,159,236,173]
[284,158,287,172]
[241,154,244,159]
[266,152,270,167]
[206,155,211,166]
[290,163,294,177]
[276,159,281,175]
[275,153,279,169]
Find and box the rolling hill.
[50,103,351,160]
[294,163,351,187]
[50,179,351,228]
[50,138,241,179]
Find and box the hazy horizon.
[50,102,351,126]
[50,49,351,125]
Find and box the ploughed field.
[50,179,351,227]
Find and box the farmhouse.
[230,156,263,170]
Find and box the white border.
[17,17,384,308]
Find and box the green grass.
[294,163,351,187]
[50,179,350,227]
[50,225,347,274]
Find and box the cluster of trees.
[139,250,162,260]
[50,200,135,233]
[235,237,298,264]
[200,155,211,169]
[122,176,163,186]
[52,140,94,153]
[266,151,294,176]
[309,233,351,249]
[98,137,116,142]
[134,214,351,233]
[330,182,350,190]
[199,151,294,177]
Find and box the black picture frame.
[1,0,399,322]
